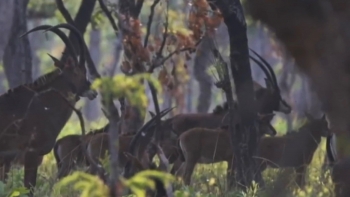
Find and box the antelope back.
[257,114,329,169]
[167,103,229,137]
[86,133,149,173]
[178,113,277,164]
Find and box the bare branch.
[148,39,202,72]
[55,0,75,25]
[156,1,169,58]
[134,0,145,18]
[98,0,118,33]
[143,0,160,48]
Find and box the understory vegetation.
[0,116,334,197]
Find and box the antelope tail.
[53,142,62,170]
[177,140,185,162]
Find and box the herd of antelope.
[0,3,347,197]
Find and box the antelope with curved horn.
[52,108,173,179]
[53,124,111,179]
[148,50,290,148]
[0,23,100,195]
[177,113,277,186]
[256,113,330,188]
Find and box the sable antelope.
[53,108,172,179]
[53,124,110,179]
[256,113,330,188]
[86,108,174,177]
[147,52,291,165]
[177,113,277,186]
[0,23,99,195]
[123,144,173,197]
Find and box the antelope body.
[0,23,99,195]
[53,124,110,179]
[147,52,292,172]
[256,114,330,188]
[177,113,277,185]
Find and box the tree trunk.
[0,1,14,61]
[194,33,214,113]
[29,19,43,80]
[60,0,97,62]
[212,0,261,188]
[118,0,146,135]
[84,28,101,121]
[3,0,32,88]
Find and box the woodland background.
[0,0,332,196]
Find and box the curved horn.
[20,25,79,66]
[249,55,274,87]
[45,24,86,72]
[128,107,176,153]
[250,49,280,92]
[47,53,63,68]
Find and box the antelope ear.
[47,53,64,69]
[304,112,314,121]
[264,78,274,92]
[149,111,156,118]
[253,81,263,91]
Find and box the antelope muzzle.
[79,80,98,100]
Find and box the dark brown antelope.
[0,23,99,195]
[85,109,174,177]
[146,51,291,165]
[177,113,277,186]
[123,144,173,197]
[53,124,110,179]
[52,108,173,180]
[256,113,330,188]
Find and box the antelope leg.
[24,150,39,197]
[170,157,183,176]
[295,166,306,189]
[182,153,197,186]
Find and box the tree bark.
[118,0,146,135]
[3,0,32,88]
[28,19,43,80]
[211,0,261,188]
[60,0,97,62]
[194,33,214,113]
[0,1,14,62]
[83,28,101,121]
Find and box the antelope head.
[22,24,98,101]
[250,49,292,114]
[304,113,330,137]
[257,113,277,136]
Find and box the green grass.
[0,117,336,197]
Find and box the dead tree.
[3,0,32,88]
[194,34,215,113]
